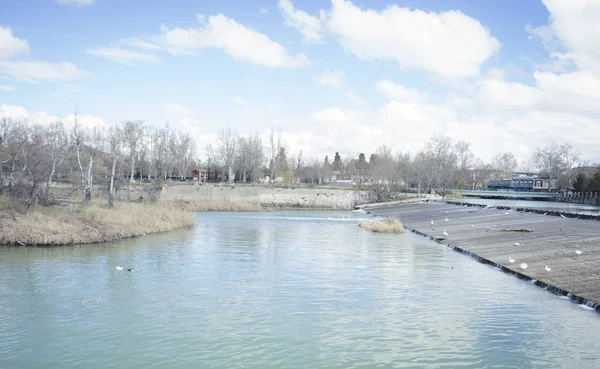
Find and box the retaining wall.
[160,184,380,210]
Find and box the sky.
[1,0,600,166]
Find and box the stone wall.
[160,184,380,210]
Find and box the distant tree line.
[2,112,596,210]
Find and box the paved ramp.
[368,201,600,310]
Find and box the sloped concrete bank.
[160,185,380,210]
[369,201,600,313]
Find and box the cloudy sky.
[1,0,599,165]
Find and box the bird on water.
[545,265,551,272]
[127,268,135,272]
[443,231,449,237]
[508,257,515,263]
[519,263,528,270]
[116,266,123,271]
[575,250,582,255]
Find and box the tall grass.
[0,201,195,246]
[359,217,405,233]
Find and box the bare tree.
[71,106,94,205]
[107,126,122,208]
[217,127,237,183]
[454,141,474,188]
[491,152,518,179]
[370,145,398,188]
[43,122,69,197]
[423,134,457,191]
[559,143,580,190]
[122,120,144,200]
[268,127,286,181]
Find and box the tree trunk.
[108,156,117,208]
[76,145,87,204]
[85,155,93,204]
[45,158,57,196]
[128,154,135,201]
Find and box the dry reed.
[359,217,405,233]
[0,201,195,246]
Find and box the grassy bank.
[0,201,195,246]
[359,218,405,233]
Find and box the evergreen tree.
[357,153,367,174]
[572,173,587,193]
[333,152,342,171]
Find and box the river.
[1,211,600,368]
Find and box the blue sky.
[1,0,600,164]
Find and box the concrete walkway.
[369,201,600,310]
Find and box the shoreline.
[0,199,372,247]
[367,201,600,313]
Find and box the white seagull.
[431,220,434,225]
[116,266,123,271]
[576,250,582,255]
[445,217,449,222]
[519,263,528,270]
[470,224,474,229]
[508,257,515,263]
[443,231,449,237]
[560,214,567,219]
[545,265,551,272]
[513,242,521,246]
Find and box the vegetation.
[572,170,600,193]
[0,200,195,246]
[359,217,405,233]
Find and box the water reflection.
[1,211,600,369]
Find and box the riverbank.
[0,201,195,246]
[369,201,600,312]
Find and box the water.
[454,198,600,215]
[2,211,600,369]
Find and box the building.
[191,169,208,182]
[488,172,557,192]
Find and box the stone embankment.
[369,201,600,312]
[161,184,389,210]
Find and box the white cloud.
[154,14,310,68]
[345,91,364,105]
[0,60,89,83]
[233,97,248,107]
[0,105,104,129]
[324,0,501,78]
[0,104,28,120]
[0,85,14,91]
[529,0,600,77]
[91,14,311,68]
[56,0,96,7]
[0,27,30,59]
[474,70,600,115]
[165,102,194,117]
[278,0,325,44]
[87,47,160,64]
[376,80,423,102]
[0,27,88,83]
[260,7,269,16]
[314,69,345,88]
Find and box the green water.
[1,211,600,368]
